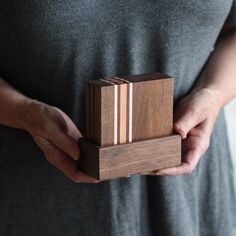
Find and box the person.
[0,1,236,235]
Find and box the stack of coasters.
[78,72,181,180]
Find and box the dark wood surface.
[78,135,181,180]
[81,72,181,180]
[86,72,174,146]
[132,78,173,141]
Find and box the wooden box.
[78,72,181,180]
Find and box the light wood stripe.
[126,83,130,143]
[115,77,133,143]
[113,77,130,83]
[106,77,123,85]
[117,85,121,143]
[100,78,116,85]
[119,83,127,144]
[100,77,133,145]
[129,82,133,142]
[113,84,118,145]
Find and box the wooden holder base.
[78,134,181,181]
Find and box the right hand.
[22,99,99,184]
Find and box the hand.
[23,99,100,183]
[141,88,221,176]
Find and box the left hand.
[141,88,221,176]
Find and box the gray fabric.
[0,1,236,235]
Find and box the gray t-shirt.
[0,1,236,235]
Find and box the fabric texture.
[0,1,236,235]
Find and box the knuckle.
[179,119,188,129]
[175,120,188,134]
[184,166,194,175]
[191,107,199,117]
[44,149,61,165]
[43,123,51,134]
[44,146,54,157]
[44,121,57,136]
[43,145,57,160]
[46,153,58,164]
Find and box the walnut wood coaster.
[78,135,181,180]
[78,72,181,180]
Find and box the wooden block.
[78,135,181,180]
[86,72,173,146]
[79,72,181,180]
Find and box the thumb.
[49,126,80,161]
[174,108,205,139]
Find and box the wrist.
[192,85,223,109]
[17,98,43,133]
[189,87,222,123]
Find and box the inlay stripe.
[117,85,121,144]
[99,77,133,145]
[100,78,115,85]
[126,83,130,143]
[129,82,133,142]
[114,84,118,145]
[119,83,128,144]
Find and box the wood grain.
[86,72,173,146]
[132,78,173,141]
[78,135,181,180]
[81,72,180,180]
[100,86,114,146]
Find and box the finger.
[182,125,211,156]
[140,171,165,176]
[152,149,201,176]
[174,108,206,139]
[48,126,80,161]
[53,107,82,140]
[140,172,152,175]
[50,152,99,183]
[35,136,99,183]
